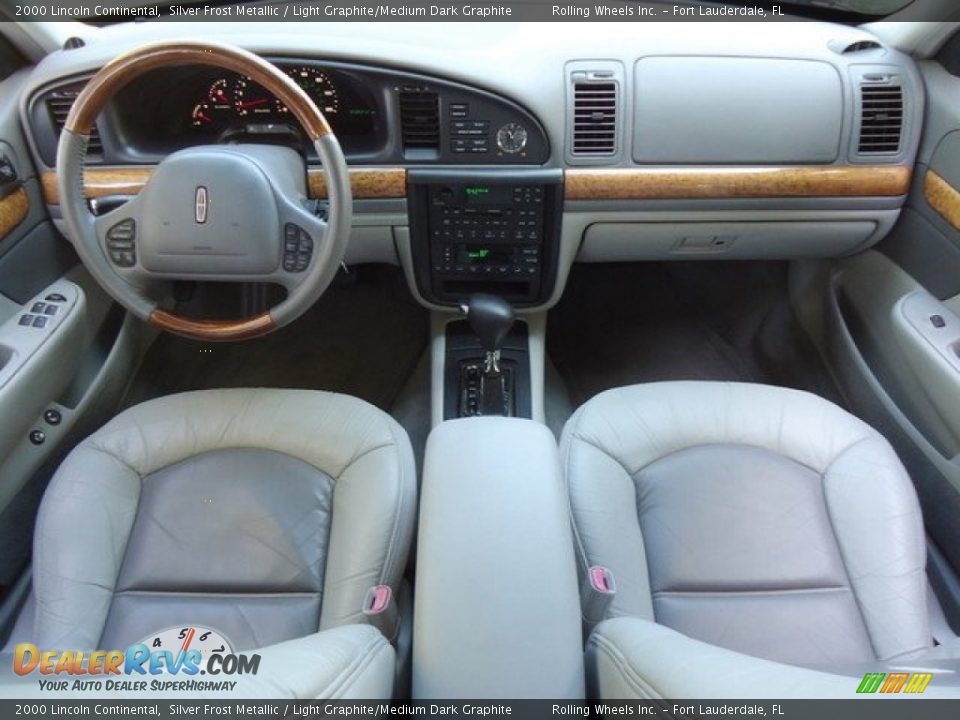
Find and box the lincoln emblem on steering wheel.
[194,186,208,224]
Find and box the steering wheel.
[56,41,352,341]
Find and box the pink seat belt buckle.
[363,584,393,616]
[582,565,616,627]
[590,565,615,594]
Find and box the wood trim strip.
[42,167,407,204]
[149,308,276,342]
[564,166,913,201]
[0,187,29,241]
[924,170,960,232]
[308,167,406,200]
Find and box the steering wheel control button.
[283,223,314,272]
[29,430,46,446]
[106,219,137,267]
[44,409,62,426]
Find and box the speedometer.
[232,76,284,118]
[287,67,340,116]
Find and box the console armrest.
[413,417,584,699]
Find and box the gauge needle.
[238,98,269,109]
[196,112,212,124]
[180,628,196,653]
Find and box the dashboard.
[26,59,550,167]
[11,21,925,313]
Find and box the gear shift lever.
[463,293,516,375]
[459,294,516,417]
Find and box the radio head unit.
[406,169,564,307]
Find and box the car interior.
[2,6,960,700]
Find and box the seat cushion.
[586,617,960,699]
[561,381,931,665]
[29,388,416,652]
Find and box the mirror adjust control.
[106,219,136,268]
[45,293,67,303]
[282,223,313,273]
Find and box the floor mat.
[547,262,843,409]
[123,265,429,412]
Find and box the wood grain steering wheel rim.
[57,41,351,342]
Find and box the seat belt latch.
[582,565,616,626]
[363,584,398,640]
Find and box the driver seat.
[10,388,416,698]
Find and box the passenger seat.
[561,381,960,697]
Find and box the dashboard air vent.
[843,40,882,54]
[398,90,439,152]
[857,80,903,154]
[46,87,102,155]
[571,79,618,156]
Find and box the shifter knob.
[463,293,515,368]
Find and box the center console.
[407,169,564,307]
[413,417,585,698]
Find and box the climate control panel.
[407,170,563,306]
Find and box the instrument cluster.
[189,66,369,134]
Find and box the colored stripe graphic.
[904,673,933,694]
[857,672,932,694]
[880,673,909,693]
[857,673,885,693]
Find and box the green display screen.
[464,187,490,197]
[467,248,491,259]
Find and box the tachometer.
[191,78,235,130]
[286,67,340,116]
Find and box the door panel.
[809,34,960,632]
[0,37,139,613]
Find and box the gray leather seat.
[12,388,416,698]
[562,381,958,697]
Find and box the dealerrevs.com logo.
[12,626,260,693]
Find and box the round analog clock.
[496,123,528,154]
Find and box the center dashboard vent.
[398,88,439,155]
[843,40,883,54]
[857,79,904,155]
[45,86,102,155]
[571,77,618,157]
